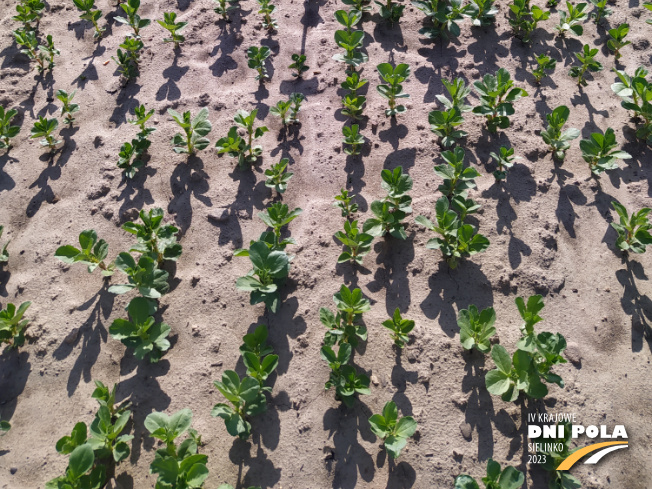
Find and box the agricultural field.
[0,0,651,486]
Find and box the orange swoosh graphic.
[557,441,629,471]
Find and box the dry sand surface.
[0,0,651,487]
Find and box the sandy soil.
[0,0,651,487]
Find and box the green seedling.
[112,46,139,80]
[289,53,309,78]
[342,71,368,93]
[247,46,271,81]
[531,53,556,83]
[257,0,278,30]
[168,108,212,154]
[469,0,498,26]
[615,69,652,144]
[342,0,373,11]
[454,459,525,489]
[540,105,580,161]
[547,0,558,6]
[158,12,187,48]
[55,229,115,276]
[212,371,267,440]
[13,29,45,72]
[342,124,364,155]
[334,189,359,218]
[335,220,374,265]
[320,285,370,347]
[264,158,294,194]
[377,63,410,117]
[538,421,582,489]
[289,92,306,123]
[473,68,528,132]
[215,126,247,167]
[375,0,405,23]
[556,1,587,36]
[457,305,496,353]
[73,0,105,38]
[0,421,9,433]
[56,90,80,126]
[0,302,31,349]
[415,196,490,269]
[569,44,603,86]
[369,401,417,459]
[219,486,260,489]
[382,308,415,348]
[117,138,150,179]
[235,241,290,312]
[646,2,652,24]
[588,0,611,23]
[119,36,144,65]
[607,24,631,59]
[234,108,268,162]
[342,94,367,120]
[433,147,480,199]
[109,253,170,299]
[240,324,274,358]
[115,0,151,36]
[110,297,170,362]
[437,77,473,113]
[0,106,20,150]
[485,344,548,402]
[508,0,550,43]
[145,409,208,489]
[413,0,473,40]
[270,100,293,125]
[46,443,106,489]
[242,340,278,390]
[39,34,60,71]
[363,166,413,239]
[335,9,362,32]
[86,406,133,463]
[92,381,131,418]
[429,108,467,148]
[0,226,8,263]
[611,66,649,104]
[321,343,370,407]
[490,146,519,181]
[333,27,367,68]
[610,201,652,254]
[122,207,182,265]
[213,0,239,20]
[13,3,40,32]
[580,127,631,176]
[256,202,303,249]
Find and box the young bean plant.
[342,124,365,155]
[377,63,411,117]
[55,229,115,276]
[321,285,370,347]
[246,46,271,81]
[168,108,212,155]
[0,226,8,264]
[472,68,528,132]
[588,0,611,23]
[122,207,183,265]
[115,0,151,37]
[341,71,368,119]
[540,105,580,161]
[580,128,631,177]
[454,459,525,489]
[117,138,150,179]
[613,69,652,144]
[0,302,31,350]
[382,308,415,348]
[569,44,603,86]
[213,0,239,21]
[610,201,652,254]
[457,305,496,353]
[157,12,187,48]
[334,220,374,265]
[363,166,413,239]
[73,0,105,38]
[257,0,278,30]
[469,0,498,26]
[289,53,309,78]
[531,53,556,84]
[509,0,550,43]
[490,146,519,181]
[607,24,631,60]
[375,0,405,24]
[56,90,80,126]
[0,106,20,150]
[333,17,367,69]
[413,0,473,40]
[109,253,170,299]
[429,108,467,147]
[235,241,290,312]
[145,409,208,489]
[321,342,370,407]
[264,158,294,194]
[437,77,473,113]
[369,401,417,459]
[538,421,582,489]
[556,1,587,36]
[334,189,359,218]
